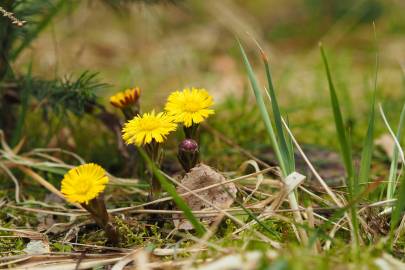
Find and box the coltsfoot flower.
[110,87,141,109]
[61,163,109,204]
[122,110,177,146]
[165,88,214,127]
[61,163,119,245]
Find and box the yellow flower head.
[109,87,141,109]
[165,87,214,127]
[122,111,177,146]
[61,163,108,204]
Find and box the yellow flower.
[109,87,141,108]
[122,111,177,146]
[165,87,214,127]
[61,163,108,204]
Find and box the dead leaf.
[174,163,237,230]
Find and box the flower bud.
[178,139,199,172]
[179,138,198,153]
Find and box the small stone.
[23,240,50,254]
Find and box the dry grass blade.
[111,249,141,270]
[29,148,85,164]
[268,172,306,210]
[110,168,273,213]
[133,249,151,270]
[238,160,264,203]
[280,117,343,207]
[374,253,405,269]
[18,166,82,209]
[162,172,281,248]
[0,163,21,203]
[306,206,321,253]
[379,104,405,165]
[0,227,44,239]
[13,257,121,270]
[379,104,405,242]
[386,104,405,205]
[7,204,82,217]
[182,214,226,270]
[233,172,305,235]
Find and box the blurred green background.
[10,0,405,172]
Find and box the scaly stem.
[82,196,119,245]
[144,140,163,199]
[183,124,199,140]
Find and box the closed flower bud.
[178,139,199,172]
[179,138,198,153]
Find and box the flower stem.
[82,196,119,245]
[183,124,199,139]
[144,140,163,199]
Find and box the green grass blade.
[357,100,375,187]
[320,44,359,248]
[319,44,355,194]
[138,148,206,236]
[387,104,405,200]
[390,172,405,236]
[237,40,287,176]
[284,117,296,172]
[262,53,294,174]
[32,165,68,175]
[239,40,308,244]
[357,53,378,188]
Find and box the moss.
[114,216,146,248]
[51,242,73,252]
[0,208,38,228]
[80,229,108,247]
[0,231,25,256]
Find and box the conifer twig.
[0,6,26,27]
